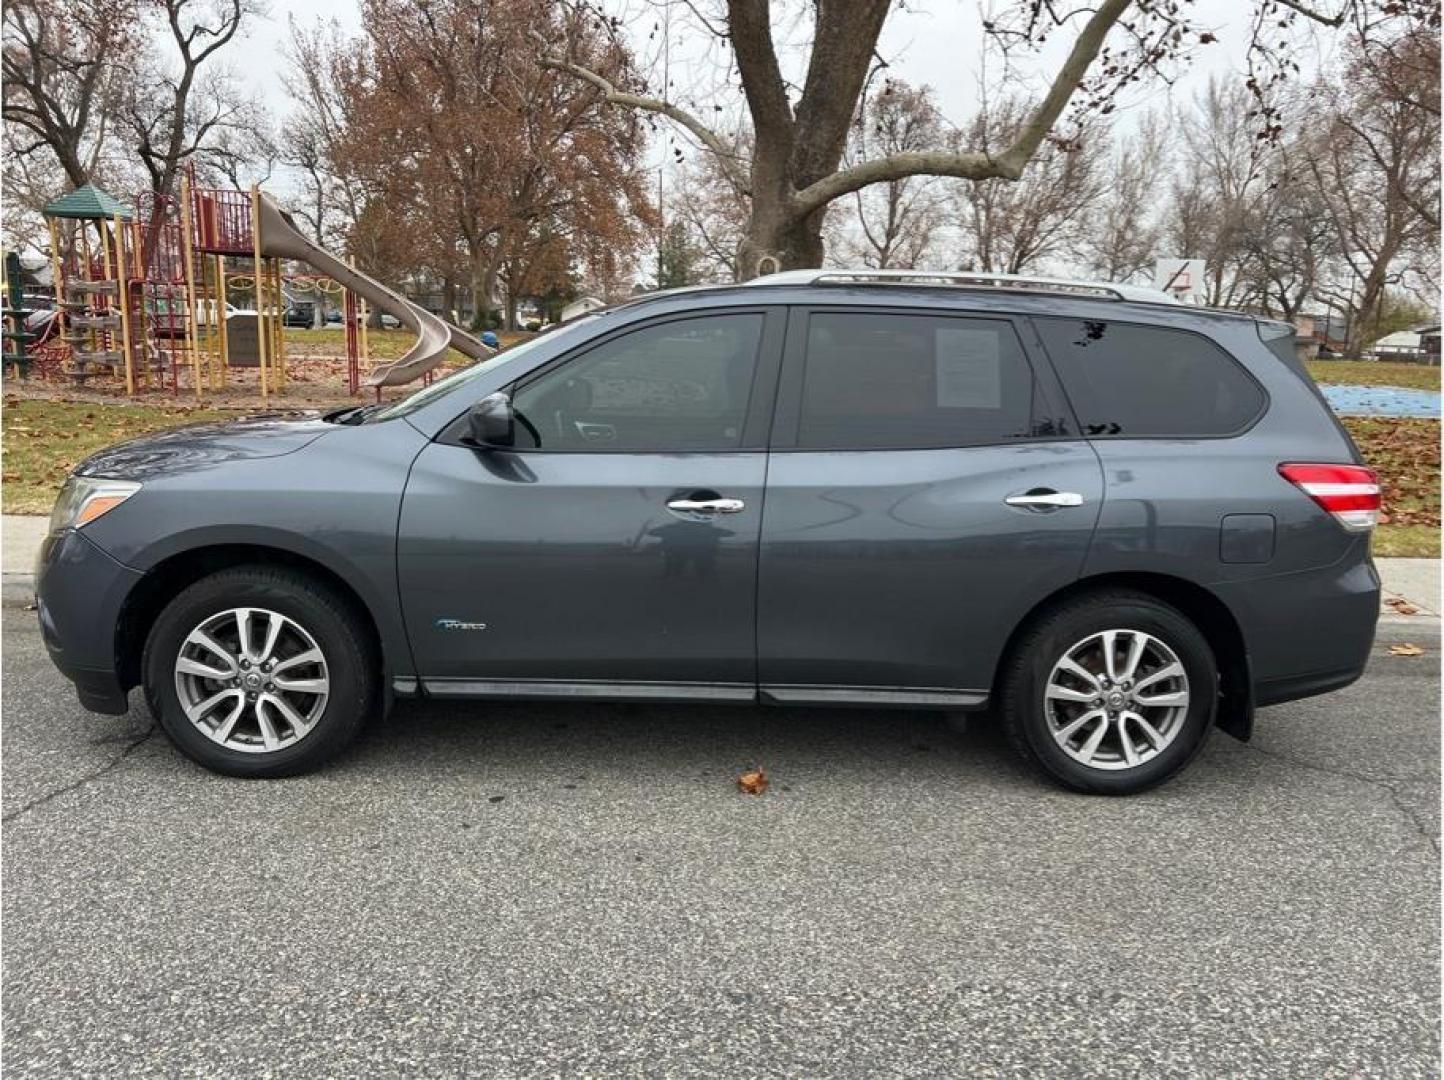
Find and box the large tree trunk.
[734,158,828,279]
[736,206,826,279]
[470,249,502,330]
[505,286,519,332]
[441,277,458,324]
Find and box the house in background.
[1418,325,1440,364]
[1369,326,1440,362]
[561,296,605,322]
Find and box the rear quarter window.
[1034,317,1265,437]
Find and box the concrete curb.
[3,573,35,608]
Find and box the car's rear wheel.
[143,566,376,777]
[999,590,1217,795]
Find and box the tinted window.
[795,312,1067,449]
[1034,318,1264,436]
[511,314,763,450]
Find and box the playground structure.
[3,170,494,399]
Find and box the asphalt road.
[3,613,1439,1078]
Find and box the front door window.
[510,314,765,451]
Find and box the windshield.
[368,315,601,422]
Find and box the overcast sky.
[236,0,1339,149]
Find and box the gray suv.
[35,271,1381,794]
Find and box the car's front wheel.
[143,566,376,777]
[999,590,1217,795]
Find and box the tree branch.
[532,29,750,195]
[726,0,793,158]
[790,0,1130,219]
[1273,0,1348,27]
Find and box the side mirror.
[467,392,515,447]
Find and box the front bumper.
[35,528,143,715]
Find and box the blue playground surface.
[1321,384,1441,418]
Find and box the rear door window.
[791,312,1069,449]
[1033,318,1264,436]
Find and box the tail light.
[1278,463,1380,531]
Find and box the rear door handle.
[666,497,746,515]
[1005,490,1084,509]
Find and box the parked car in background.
[35,270,1379,793]
[281,303,317,328]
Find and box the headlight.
[49,476,141,533]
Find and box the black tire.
[999,590,1217,795]
[143,565,377,778]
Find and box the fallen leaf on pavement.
[1389,643,1426,656]
[1385,597,1421,615]
[736,768,768,795]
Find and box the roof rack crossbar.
[739,268,1177,305]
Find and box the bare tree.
[281,17,366,248]
[1308,33,1440,350]
[192,101,275,189]
[1073,111,1165,282]
[1231,127,1334,319]
[1162,79,1268,306]
[833,80,947,270]
[3,0,139,189]
[123,0,254,201]
[949,99,1107,275]
[672,129,751,282]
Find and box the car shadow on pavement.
[327,698,1045,790]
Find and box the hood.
[76,411,334,482]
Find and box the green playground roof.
[43,183,134,222]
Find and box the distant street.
[3,612,1438,1077]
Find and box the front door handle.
[666,497,746,515]
[1005,489,1084,509]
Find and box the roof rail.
[739,268,1178,305]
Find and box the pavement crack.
[2,724,156,824]
[1237,742,1440,857]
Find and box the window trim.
[1024,314,1270,441]
[437,307,787,454]
[769,305,1080,453]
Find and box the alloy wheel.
[173,607,330,754]
[1043,628,1190,771]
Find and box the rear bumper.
[1254,665,1367,707]
[35,528,143,716]
[1215,553,1379,708]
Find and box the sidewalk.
[2,515,47,604]
[2,513,1439,618]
